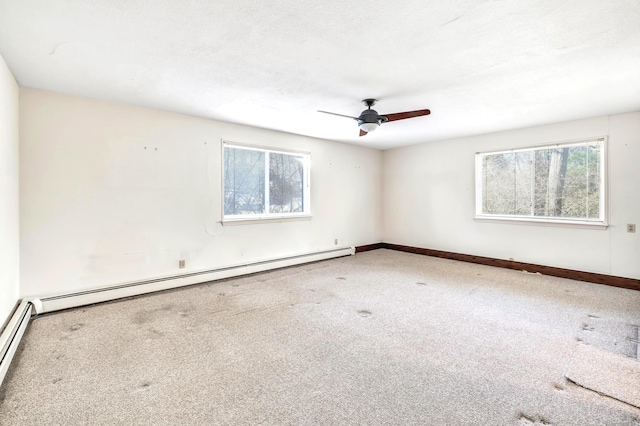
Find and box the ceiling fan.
[318,99,431,136]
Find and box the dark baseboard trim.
[355,243,384,253]
[354,243,640,292]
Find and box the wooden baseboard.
[354,243,384,253]
[354,243,640,292]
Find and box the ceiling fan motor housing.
[358,108,383,126]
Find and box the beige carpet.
[1,249,640,425]
[566,343,640,409]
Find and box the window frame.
[474,137,608,228]
[221,140,311,224]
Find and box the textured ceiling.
[1,0,639,150]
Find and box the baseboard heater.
[0,246,354,388]
[0,301,33,387]
[34,246,355,314]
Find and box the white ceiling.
[1,0,639,150]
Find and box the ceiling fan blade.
[359,129,367,137]
[382,109,431,122]
[318,110,359,121]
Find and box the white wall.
[0,55,20,324]
[19,88,382,297]
[383,113,640,279]
[17,85,638,301]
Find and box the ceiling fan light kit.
[319,99,430,137]
[359,122,380,133]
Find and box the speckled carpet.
[1,249,639,425]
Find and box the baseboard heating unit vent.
[36,246,355,314]
[0,301,33,387]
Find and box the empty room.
[1,0,639,424]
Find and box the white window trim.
[221,140,311,224]
[474,137,608,228]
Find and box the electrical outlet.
[179,260,186,268]
[335,239,338,245]
[627,224,636,233]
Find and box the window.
[223,142,310,221]
[475,138,606,225]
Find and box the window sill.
[474,215,608,229]
[222,214,312,226]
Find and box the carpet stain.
[552,383,565,392]
[336,277,346,280]
[581,323,595,331]
[68,323,84,332]
[52,378,62,384]
[517,412,553,425]
[416,282,427,286]
[218,292,226,297]
[587,314,601,318]
[147,328,164,339]
[60,323,85,340]
[133,304,181,325]
[132,311,153,325]
[132,381,152,393]
[230,305,285,317]
[358,310,372,317]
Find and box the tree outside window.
[477,139,604,224]
[224,143,310,220]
